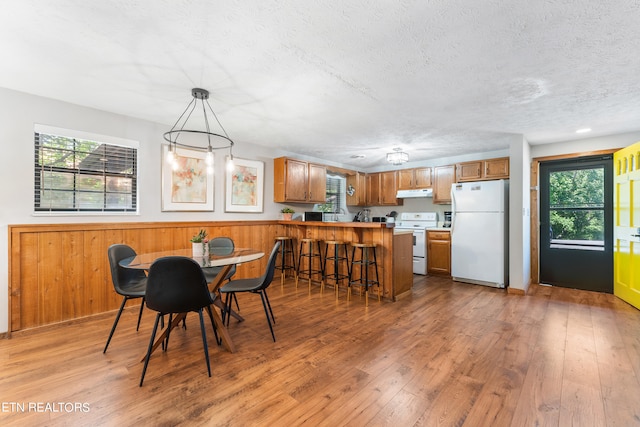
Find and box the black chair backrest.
[209,237,235,255]
[108,244,147,292]
[146,256,213,314]
[257,241,282,290]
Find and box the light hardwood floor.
[1,276,640,426]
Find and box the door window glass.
[548,167,604,250]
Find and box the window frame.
[33,124,139,215]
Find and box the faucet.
[334,208,346,221]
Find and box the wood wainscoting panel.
[9,221,279,333]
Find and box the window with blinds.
[325,175,345,213]
[34,126,138,213]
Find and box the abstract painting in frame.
[225,157,264,213]
[161,145,214,211]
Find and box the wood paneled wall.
[9,221,281,333]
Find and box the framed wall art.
[225,157,264,213]
[161,145,214,211]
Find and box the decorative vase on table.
[192,242,209,258]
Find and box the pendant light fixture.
[386,147,409,165]
[164,88,235,174]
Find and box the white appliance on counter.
[451,179,508,288]
[395,212,438,275]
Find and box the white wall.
[0,87,296,333]
[508,137,531,291]
[530,131,640,158]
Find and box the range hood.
[396,188,433,198]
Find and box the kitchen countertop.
[428,227,452,232]
[278,220,394,229]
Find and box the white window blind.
[34,125,138,213]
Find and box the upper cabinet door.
[456,161,483,182]
[433,165,455,204]
[398,167,432,190]
[307,163,326,203]
[284,158,309,201]
[484,157,510,180]
[397,169,415,190]
[414,167,432,188]
[456,157,510,182]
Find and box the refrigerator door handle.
[450,185,457,234]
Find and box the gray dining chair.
[203,237,240,311]
[220,241,281,342]
[104,244,147,353]
[140,256,219,386]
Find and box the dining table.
[119,247,265,358]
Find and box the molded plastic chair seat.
[220,241,281,342]
[140,256,219,387]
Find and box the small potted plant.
[281,207,295,221]
[190,229,209,257]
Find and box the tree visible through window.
[549,166,604,248]
[34,129,138,213]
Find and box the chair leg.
[223,293,234,327]
[140,313,161,387]
[259,291,276,342]
[136,297,145,331]
[198,309,212,377]
[103,296,128,353]
[205,305,221,345]
[165,313,174,351]
[233,293,240,311]
[262,289,276,324]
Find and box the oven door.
[412,229,426,258]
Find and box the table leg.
[140,312,186,362]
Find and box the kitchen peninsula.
[277,221,413,300]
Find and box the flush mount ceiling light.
[386,147,409,165]
[164,88,235,174]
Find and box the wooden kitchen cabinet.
[397,167,432,190]
[456,157,509,182]
[380,171,402,205]
[346,171,366,206]
[274,157,326,203]
[366,172,380,206]
[427,230,451,276]
[433,165,455,204]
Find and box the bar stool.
[348,242,381,306]
[274,236,297,287]
[296,238,324,292]
[322,240,350,299]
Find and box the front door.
[539,155,613,292]
[614,142,640,309]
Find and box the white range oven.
[395,212,438,275]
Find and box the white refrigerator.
[450,179,508,288]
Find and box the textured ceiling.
[1,0,640,168]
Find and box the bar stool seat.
[296,238,324,292]
[274,236,297,287]
[348,242,381,306]
[322,240,350,299]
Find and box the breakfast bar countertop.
[277,220,394,229]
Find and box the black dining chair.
[140,256,219,387]
[203,237,240,311]
[203,237,237,284]
[220,241,281,342]
[104,244,148,353]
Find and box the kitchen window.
[323,174,345,213]
[34,125,138,214]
